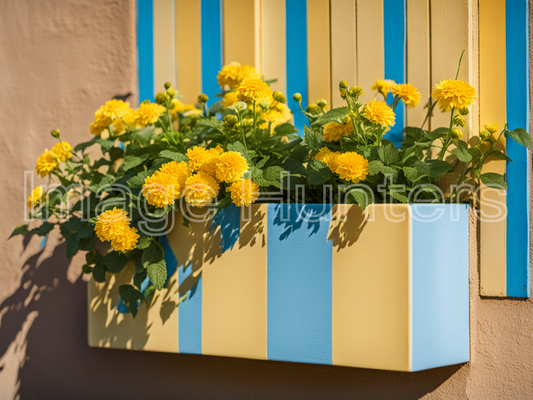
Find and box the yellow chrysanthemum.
[323,122,354,142]
[260,102,293,132]
[215,151,249,183]
[142,172,180,208]
[391,83,421,108]
[111,108,136,135]
[110,226,140,253]
[51,141,72,162]
[217,62,262,89]
[198,145,224,177]
[134,102,166,127]
[237,78,273,103]
[228,179,260,207]
[27,186,44,209]
[90,110,110,136]
[159,161,191,189]
[484,124,498,134]
[90,100,134,136]
[183,172,221,207]
[371,79,396,96]
[94,208,131,243]
[186,146,210,172]
[334,152,369,183]
[432,79,476,112]
[313,147,340,173]
[35,149,58,178]
[223,92,239,108]
[364,100,396,127]
[99,99,131,120]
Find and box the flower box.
[88,203,470,372]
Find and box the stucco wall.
[0,1,532,399]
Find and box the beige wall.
[0,0,532,398]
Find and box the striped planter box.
[88,203,470,371]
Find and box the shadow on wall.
[0,230,466,400]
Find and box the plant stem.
[438,107,456,160]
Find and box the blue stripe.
[177,250,202,354]
[266,204,332,365]
[201,0,223,103]
[383,0,406,147]
[137,0,154,103]
[411,204,470,371]
[286,0,308,134]
[506,0,530,298]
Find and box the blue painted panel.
[506,0,530,298]
[266,203,333,365]
[286,0,308,134]
[383,0,406,148]
[200,0,223,104]
[411,204,470,371]
[137,0,154,103]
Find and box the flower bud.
[292,93,302,102]
[259,100,271,110]
[316,98,328,108]
[164,82,172,90]
[339,80,348,89]
[459,106,469,116]
[224,114,239,127]
[155,92,167,105]
[198,94,209,103]
[340,89,347,99]
[349,86,364,98]
[450,128,463,140]
[51,129,60,139]
[166,87,175,97]
[234,101,247,112]
[273,91,286,103]
[453,116,466,127]
[342,115,351,124]
[480,129,491,142]
[484,124,498,134]
[306,104,321,115]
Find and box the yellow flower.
[198,146,224,177]
[134,102,166,127]
[228,179,260,207]
[313,147,340,173]
[215,151,249,183]
[27,186,44,209]
[485,124,498,134]
[94,208,131,243]
[237,78,272,103]
[363,100,396,127]
[334,152,369,183]
[90,110,110,136]
[89,100,134,136]
[99,99,131,120]
[371,79,396,96]
[450,128,463,140]
[159,161,191,189]
[110,226,140,253]
[186,146,210,172]
[260,102,293,132]
[51,141,72,162]
[183,172,220,207]
[142,172,180,208]
[111,108,136,135]
[323,122,354,142]
[223,92,239,108]
[35,149,58,178]
[169,98,184,115]
[391,83,421,108]
[432,79,476,112]
[217,62,261,89]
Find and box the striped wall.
[135,0,530,298]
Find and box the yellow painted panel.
[88,263,179,353]
[154,0,177,93]
[406,0,431,129]
[176,0,201,102]
[331,204,411,371]
[356,0,384,103]
[261,0,287,93]
[202,204,268,360]
[223,0,261,68]
[330,0,357,108]
[479,0,507,297]
[307,0,331,106]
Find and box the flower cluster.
[95,208,139,253]
[314,147,369,183]
[35,132,72,178]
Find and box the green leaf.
[109,147,125,162]
[401,127,426,149]
[134,269,148,289]
[425,160,454,179]
[147,260,167,290]
[255,156,270,169]
[65,232,80,259]
[74,137,99,153]
[122,154,150,171]
[32,222,55,237]
[450,141,473,163]
[159,150,188,162]
[119,284,143,303]
[308,172,326,185]
[368,160,384,175]
[131,126,155,144]
[127,169,152,188]
[97,138,115,153]
[9,224,29,239]
[506,128,533,149]
[63,217,93,238]
[481,172,508,190]
[273,123,299,136]
[142,242,164,269]
[311,106,349,126]
[490,149,512,161]
[282,157,307,175]
[92,263,106,283]
[348,188,372,211]
[137,234,153,250]
[378,143,400,165]
[263,166,286,187]
[391,190,408,203]
[303,125,324,152]
[227,141,253,165]
[104,251,130,273]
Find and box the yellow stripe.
[223,0,261,68]
[307,0,331,106]
[261,0,287,93]
[479,0,507,297]
[154,0,177,93]
[330,0,357,108]
[202,204,268,360]
[176,0,201,103]
[88,264,179,353]
[406,0,431,128]
[331,205,411,371]
[356,0,384,103]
